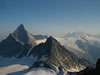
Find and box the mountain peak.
[16,24,26,32]
[47,36,54,40]
[46,36,57,43]
[28,36,59,57]
[13,24,36,46]
[19,24,24,27]
[44,36,59,48]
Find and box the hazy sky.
[0,0,100,37]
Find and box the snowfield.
[0,64,28,75]
[0,57,58,75]
[25,68,57,75]
[0,57,34,75]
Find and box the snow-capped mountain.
[13,24,36,47]
[28,36,92,71]
[0,24,37,57]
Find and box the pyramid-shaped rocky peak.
[14,24,26,33]
[0,24,37,57]
[28,36,60,57]
[47,36,55,40]
[28,36,91,71]
[46,36,57,42]
[45,36,58,46]
[18,24,24,28]
[13,24,27,37]
[13,24,36,47]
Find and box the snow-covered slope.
[25,68,57,75]
[0,57,35,75]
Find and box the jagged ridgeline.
[28,36,92,71]
[0,24,37,57]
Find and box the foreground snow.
[0,64,28,75]
[0,57,62,75]
[25,68,57,75]
[0,58,57,75]
[0,57,34,75]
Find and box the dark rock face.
[78,58,100,75]
[57,66,65,75]
[96,58,100,70]
[13,24,36,47]
[0,34,29,57]
[29,36,91,71]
